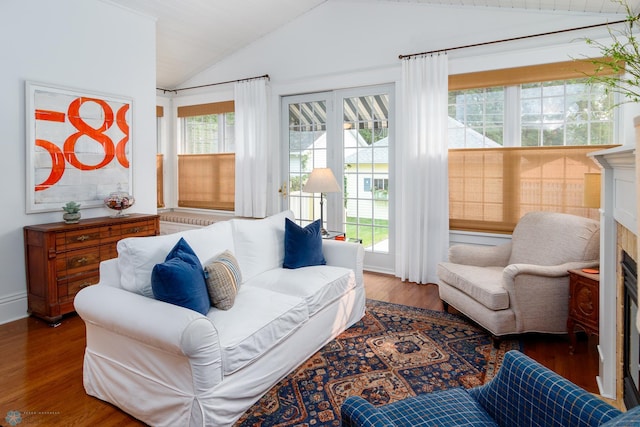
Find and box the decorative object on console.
[62,201,81,224]
[104,191,135,217]
[283,218,326,269]
[302,168,341,236]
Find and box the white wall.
[0,0,157,324]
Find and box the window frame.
[175,100,236,211]
[446,58,622,233]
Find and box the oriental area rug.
[236,299,521,427]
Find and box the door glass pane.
[288,101,327,228]
[343,94,389,253]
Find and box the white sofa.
[74,210,366,426]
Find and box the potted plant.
[584,0,640,105]
[62,201,81,224]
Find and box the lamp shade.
[583,173,601,209]
[303,168,341,193]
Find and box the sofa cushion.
[380,388,498,426]
[151,238,210,315]
[245,265,355,316]
[437,263,509,310]
[117,220,234,297]
[208,286,308,375]
[283,218,326,269]
[204,250,242,310]
[231,210,293,283]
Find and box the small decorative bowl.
[104,191,135,217]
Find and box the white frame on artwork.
[25,81,133,213]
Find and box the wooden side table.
[567,268,599,354]
[24,214,159,325]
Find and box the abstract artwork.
[26,81,132,213]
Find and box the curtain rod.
[398,18,629,60]
[156,74,270,94]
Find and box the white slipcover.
[74,210,366,426]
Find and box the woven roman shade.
[178,153,235,211]
[449,57,623,90]
[177,101,235,117]
[449,145,617,233]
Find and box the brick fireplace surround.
[591,146,637,409]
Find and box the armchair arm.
[341,396,398,427]
[323,239,365,287]
[74,284,223,387]
[448,242,512,267]
[469,350,620,427]
[503,260,599,281]
[502,260,599,334]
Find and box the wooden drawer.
[56,247,101,278]
[569,276,599,328]
[121,220,156,238]
[57,227,102,251]
[58,271,100,300]
[100,224,122,244]
[100,243,118,260]
[567,269,599,354]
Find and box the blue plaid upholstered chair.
[341,350,640,427]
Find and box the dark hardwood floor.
[0,271,599,426]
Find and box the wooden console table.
[567,268,599,354]
[24,214,159,325]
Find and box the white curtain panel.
[395,53,450,284]
[234,78,269,217]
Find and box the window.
[447,59,621,233]
[448,78,613,148]
[177,101,235,211]
[520,79,614,147]
[373,178,388,200]
[283,85,394,272]
[181,112,235,154]
[448,87,504,148]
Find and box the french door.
[281,85,394,272]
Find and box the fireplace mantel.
[590,146,637,403]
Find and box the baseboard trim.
[0,292,28,325]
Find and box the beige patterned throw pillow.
[204,250,242,310]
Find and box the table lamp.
[302,168,341,236]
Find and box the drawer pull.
[75,257,88,264]
[76,235,91,242]
[78,282,93,289]
[131,227,142,233]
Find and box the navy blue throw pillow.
[283,218,326,269]
[151,237,210,315]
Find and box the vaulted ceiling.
[106,0,640,89]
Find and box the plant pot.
[63,212,81,224]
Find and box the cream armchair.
[437,211,600,339]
